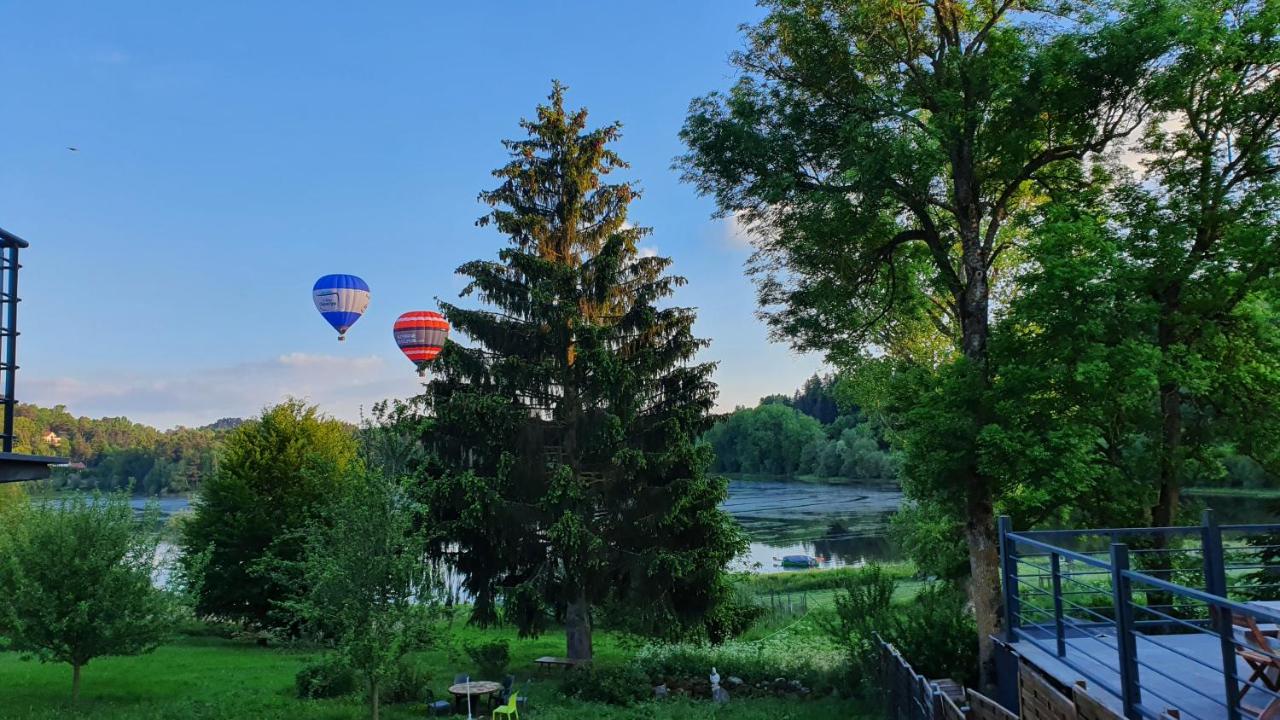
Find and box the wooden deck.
[1015,631,1272,720]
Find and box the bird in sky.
[66,147,78,152]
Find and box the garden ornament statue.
[710,667,729,704]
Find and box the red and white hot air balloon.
[393,311,450,375]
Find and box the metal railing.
[999,511,1280,720]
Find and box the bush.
[886,583,977,688]
[816,565,896,692]
[296,654,359,699]
[821,565,978,693]
[704,592,767,644]
[464,639,510,678]
[380,658,431,704]
[634,633,848,696]
[560,664,651,706]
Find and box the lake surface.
[129,481,903,578]
[721,479,902,573]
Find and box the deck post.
[999,515,1020,641]
[1051,551,1066,657]
[1201,509,1241,720]
[1111,542,1143,720]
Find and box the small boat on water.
[779,554,820,568]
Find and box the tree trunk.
[565,592,593,661]
[370,679,380,720]
[966,491,1002,688]
[71,662,81,704]
[1144,379,1184,622]
[956,197,1003,690]
[1152,380,1183,529]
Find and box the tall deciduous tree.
[420,83,743,660]
[680,0,1168,681]
[0,492,170,703]
[1129,0,1280,530]
[990,0,1280,534]
[178,400,358,632]
[282,470,441,720]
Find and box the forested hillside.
[706,375,900,482]
[12,404,241,495]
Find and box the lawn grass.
[739,562,917,595]
[0,620,874,720]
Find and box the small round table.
[448,680,503,714]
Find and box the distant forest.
[13,404,242,495]
[705,374,901,483]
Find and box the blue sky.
[0,1,823,428]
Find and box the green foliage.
[889,503,970,581]
[560,664,652,706]
[378,658,431,705]
[178,400,357,632]
[680,0,1173,675]
[294,654,358,699]
[418,83,744,658]
[817,565,895,693]
[739,564,915,595]
[634,636,848,696]
[887,584,978,688]
[706,376,898,482]
[820,566,977,694]
[0,618,876,720]
[463,639,510,679]
[15,404,229,495]
[702,596,767,645]
[282,469,443,720]
[706,404,825,475]
[0,491,171,702]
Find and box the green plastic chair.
[492,692,519,720]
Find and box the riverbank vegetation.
[706,375,900,484]
[11,404,235,495]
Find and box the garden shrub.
[379,658,431,704]
[821,565,978,693]
[560,664,651,706]
[295,654,358,699]
[704,595,767,644]
[886,583,977,688]
[464,638,510,679]
[634,632,848,695]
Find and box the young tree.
[283,470,441,720]
[420,83,743,660]
[178,400,357,632]
[0,492,170,703]
[679,0,1169,680]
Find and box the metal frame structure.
[998,512,1280,720]
[0,226,60,482]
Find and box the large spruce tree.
[418,84,742,660]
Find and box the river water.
[722,479,901,573]
[132,480,902,579]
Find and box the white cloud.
[638,245,659,258]
[22,353,424,429]
[721,211,754,248]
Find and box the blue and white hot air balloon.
[312,274,370,341]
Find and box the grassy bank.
[722,473,899,489]
[0,619,874,720]
[1184,487,1280,499]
